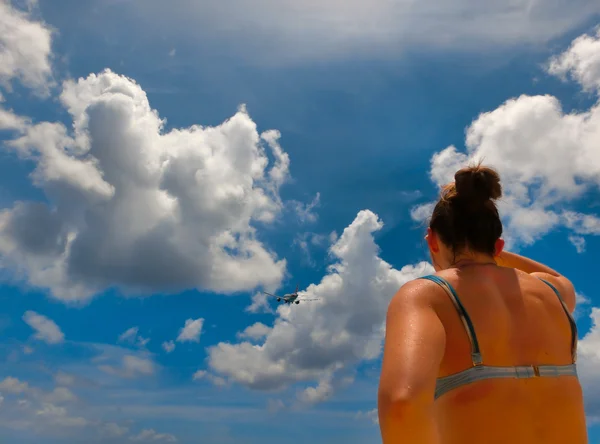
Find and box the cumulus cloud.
[118,327,150,348]
[192,370,227,387]
[0,376,29,394]
[101,422,129,438]
[411,28,600,249]
[0,376,80,430]
[548,26,600,94]
[0,104,29,132]
[207,210,432,399]
[35,403,88,428]
[245,291,276,314]
[44,387,77,404]
[22,310,64,344]
[93,344,156,379]
[0,374,168,442]
[0,0,54,93]
[162,340,175,353]
[134,0,599,63]
[54,371,76,387]
[0,69,294,302]
[236,322,272,341]
[99,355,154,379]
[130,428,177,443]
[298,376,334,404]
[176,318,203,343]
[356,408,379,425]
[577,307,600,422]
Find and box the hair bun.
[454,163,502,203]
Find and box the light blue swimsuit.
[419,275,579,400]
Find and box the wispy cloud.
[124,0,599,63]
[176,318,204,343]
[22,311,64,344]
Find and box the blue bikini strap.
[538,278,578,363]
[420,275,483,366]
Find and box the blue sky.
[1,1,600,443]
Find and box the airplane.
[262,284,319,305]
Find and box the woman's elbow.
[378,387,427,416]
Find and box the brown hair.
[429,162,503,256]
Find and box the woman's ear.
[494,238,505,257]
[426,228,439,253]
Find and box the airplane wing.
[262,291,283,299]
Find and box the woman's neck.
[451,252,497,268]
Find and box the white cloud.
[569,235,586,253]
[35,403,88,427]
[53,372,75,387]
[548,26,600,94]
[577,293,590,305]
[574,292,591,320]
[118,327,139,343]
[356,408,379,425]
[118,327,150,348]
[411,29,600,249]
[134,0,599,63]
[267,398,285,413]
[293,231,332,267]
[101,422,129,437]
[0,373,177,442]
[208,210,433,397]
[0,376,89,432]
[328,231,338,243]
[289,192,320,223]
[22,311,64,344]
[0,377,29,394]
[0,105,29,132]
[409,201,435,225]
[122,355,154,376]
[298,376,334,404]
[577,307,600,422]
[43,387,77,404]
[0,0,54,93]
[192,370,206,380]
[0,69,292,302]
[162,340,175,353]
[245,291,275,314]
[130,428,177,443]
[99,354,155,379]
[563,211,600,235]
[192,369,227,387]
[236,322,272,341]
[176,318,204,343]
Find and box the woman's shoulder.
[393,272,460,310]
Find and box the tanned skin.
[378,229,588,444]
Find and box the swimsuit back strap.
[434,363,578,400]
[420,275,483,366]
[538,278,578,363]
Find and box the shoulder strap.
[420,275,483,366]
[538,278,578,363]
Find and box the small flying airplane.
[262,284,319,305]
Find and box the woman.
[378,164,588,443]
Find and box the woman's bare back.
[431,265,587,443]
